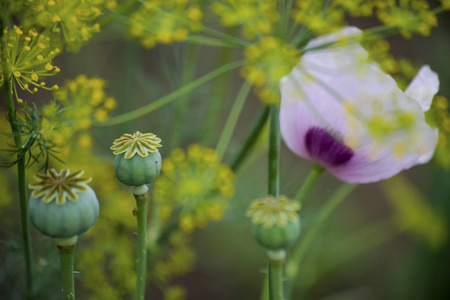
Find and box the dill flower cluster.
[129,0,203,49]
[23,0,103,51]
[153,145,235,233]
[376,0,437,38]
[292,0,348,35]
[211,0,280,39]
[0,25,60,103]
[293,0,439,37]
[164,286,187,300]
[242,37,300,104]
[426,95,450,169]
[382,176,447,250]
[54,75,117,130]
[153,231,195,286]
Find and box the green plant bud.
[247,195,301,250]
[111,131,162,186]
[28,169,99,239]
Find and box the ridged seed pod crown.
[247,195,301,250]
[28,169,99,239]
[111,131,162,186]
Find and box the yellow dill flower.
[24,0,103,51]
[426,95,450,169]
[129,0,203,49]
[375,0,437,38]
[153,231,196,283]
[164,286,187,300]
[0,26,60,103]
[292,0,347,35]
[360,32,399,75]
[441,0,450,10]
[153,145,235,232]
[54,75,116,130]
[211,0,280,39]
[242,37,300,104]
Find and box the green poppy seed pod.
[28,169,99,239]
[111,131,162,186]
[247,195,301,250]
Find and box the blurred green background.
[1,5,450,300]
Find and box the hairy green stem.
[216,81,252,160]
[262,105,282,300]
[58,245,75,300]
[294,164,325,203]
[268,250,286,300]
[286,183,358,297]
[230,106,270,172]
[134,189,149,300]
[96,60,244,126]
[2,76,34,298]
[169,43,199,150]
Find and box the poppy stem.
[268,250,286,300]
[264,105,283,300]
[56,239,77,300]
[133,185,149,300]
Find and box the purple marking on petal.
[305,127,354,167]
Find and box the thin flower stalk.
[216,80,252,160]
[96,60,245,126]
[285,183,358,297]
[1,23,34,298]
[230,106,270,172]
[134,186,149,300]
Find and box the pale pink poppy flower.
[280,27,439,183]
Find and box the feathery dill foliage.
[426,96,450,169]
[154,145,235,233]
[129,0,203,49]
[293,0,439,37]
[54,75,117,130]
[0,26,60,103]
[242,37,299,104]
[3,75,118,162]
[0,102,64,169]
[211,0,280,39]
[23,0,104,51]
